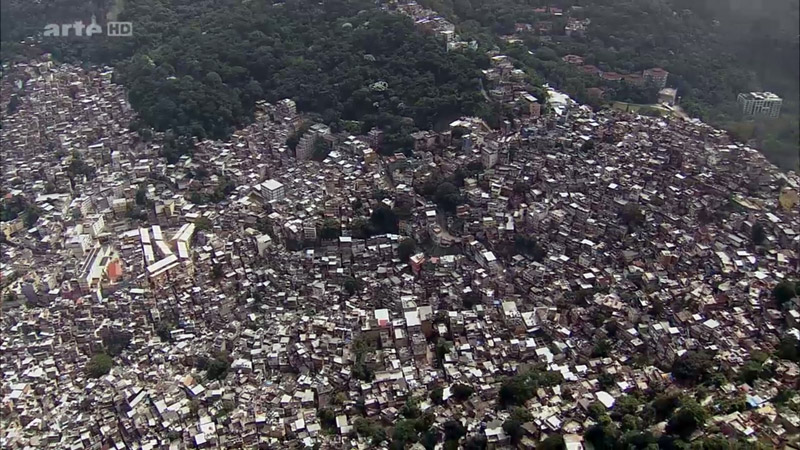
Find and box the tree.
[22,205,40,228]
[443,420,467,442]
[598,372,616,390]
[397,238,417,261]
[620,203,645,229]
[430,386,444,405]
[369,205,398,234]
[537,434,565,450]
[195,216,213,232]
[613,395,642,417]
[135,184,148,206]
[156,322,174,342]
[452,383,475,402]
[751,222,766,245]
[464,434,488,450]
[343,277,360,296]
[584,421,620,450]
[666,399,708,438]
[587,402,608,421]
[318,408,337,431]
[514,235,547,261]
[773,280,797,307]
[503,407,533,444]
[652,393,681,422]
[7,95,21,114]
[311,136,331,161]
[500,368,563,407]
[592,339,612,358]
[86,353,113,378]
[392,419,418,447]
[401,396,421,419]
[319,218,341,240]
[462,290,481,309]
[777,336,800,362]
[434,182,463,213]
[352,335,376,382]
[206,352,231,380]
[355,418,386,445]
[103,330,132,357]
[435,339,452,368]
[672,351,714,384]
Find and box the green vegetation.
[343,276,361,296]
[777,335,800,362]
[397,238,417,262]
[433,182,463,213]
[512,235,547,262]
[435,338,452,368]
[197,351,232,381]
[368,205,399,235]
[421,0,799,170]
[354,417,387,446]
[751,222,766,245]
[351,335,376,382]
[102,330,132,357]
[738,350,775,385]
[318,408,337,433]
[503,407,533,445]
[86,353,113,378]
[462,290,481,309]
[537,434,565,450]
[671,350,714,385]
[319,219,341,240]
[5,0,489,156]
[451,383,475,402]
[430,386,444,405]
[592,339,612,358]
[499,366,562,407]
[665,398,708,438]
[773,280,799,307]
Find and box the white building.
[277,98,296,118]
[256,234,272,256]
[737,92,782,118]
[481,147,498,169]
[295,123,331,161]
[261,179,285,202]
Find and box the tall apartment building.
[737,92,782,118]
[643,67,669,89]
[276,98,296,118]
[261,179,285,202]
[295,123,331,161]
[481,146,498,169]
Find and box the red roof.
[582,65,601,75]
[645,67,668,75]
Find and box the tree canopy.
[671,351,714,384]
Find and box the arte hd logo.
[43,15,132,37]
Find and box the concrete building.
[658,88,677,106]
[261,179,285,202]
[737,92,782,118]
[643,67,669,89]
[296,123,331,161]
[481,147,498,169]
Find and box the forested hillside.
[422,0,799,170]
[1,0,490,153]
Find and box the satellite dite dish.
[370,81,388,91]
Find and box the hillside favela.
[0,0,799,449]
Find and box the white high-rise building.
[261,179,285,202]
[481,147,498,169]
[737,92,782,118]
